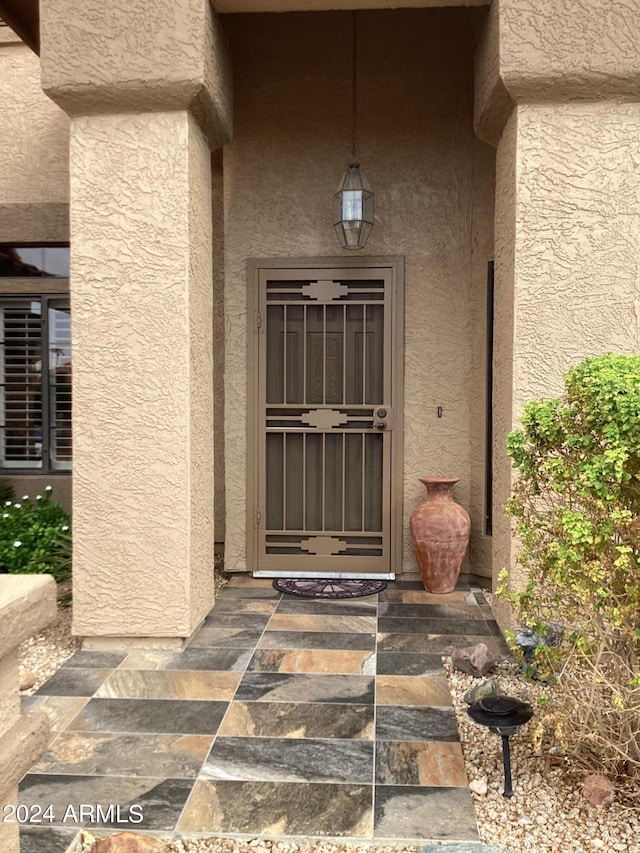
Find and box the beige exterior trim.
[246,255,404,575]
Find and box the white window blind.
[0,297,71,470]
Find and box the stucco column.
[475,0,640,626]
[40,0,232,645]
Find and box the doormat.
[273,578,387,598]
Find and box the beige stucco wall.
[222,8,495,575]
[0,36,69,242]
[493,102,640,607]
[67,110,215,640]
[475,0,640,624]
[41,0,233,150]
[0,575,56,853]
[36,0,232,642]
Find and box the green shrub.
[0,486,71,584]
[500,353,640,784]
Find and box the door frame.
[246,256,404,577]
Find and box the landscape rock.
[464,679,498,704]
[92,833,171,853]
[469,777,489,796]
[418,845,509,853]
[19,669,37,691]
[451,643,497,677]
[582,774,615,808]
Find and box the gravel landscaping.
[445,657,638,853]
[17,571,639,853]
[18,595,80,694]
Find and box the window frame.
[0,292,71,474]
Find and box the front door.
[248,259,403,577]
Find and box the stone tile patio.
[19,574,508,851]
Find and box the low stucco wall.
[222,7,495,574]
[0,575,56,853]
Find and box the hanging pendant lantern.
[334,12,374,250]
[334,162,374,250]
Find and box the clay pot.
[409,477,471,593]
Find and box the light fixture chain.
[352,9,358,161]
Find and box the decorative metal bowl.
[478,696,521,716]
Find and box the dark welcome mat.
[273,578,387,599]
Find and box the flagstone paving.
[19,574,508,851]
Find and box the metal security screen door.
[248,259,404,577]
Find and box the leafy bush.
[0,486,71,584]
[500,353,640,784]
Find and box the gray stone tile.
[203,612,271,630]
[374,785,478,840]
[275,600,377,616]
[62,651,127,669]
[201,736,374,783]
[235,672,375,704]
[21,696,90,733]
[18,774,194,830]
[121,647,252,672]
[189,628,264,648]
[377,633,503,656]
[33,731,213,779]
[19,827,79,853]
[258,630,376,651]
[208,599,278,614]
[375,741,467,786]
[97,669,240,701]
[378,603,481,620]
[247,647,375,675]
[35,668,113,697]
[217,586,282,599]
[219,700,375,740]
[67,698,228,735]
[376,652,444,677]
[178,780,373,836]
[376,706,460,742]
[378,617,494,636]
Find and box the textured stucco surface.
[215,0,487,10]
[492,103,640,623]
[500,0,640,102]
[0,42,69,205]
[222,9,494,575]
[69,111,215,639]
[0,576,54,853]
[37,0,229,640]
[0,575,57,659]
[476,0,640,146]
[473,1,512,146]
[40,0,233,149]
[0,41,69,242]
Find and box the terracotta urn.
[409,477,471,593]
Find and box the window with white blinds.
[0,297,71,471]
